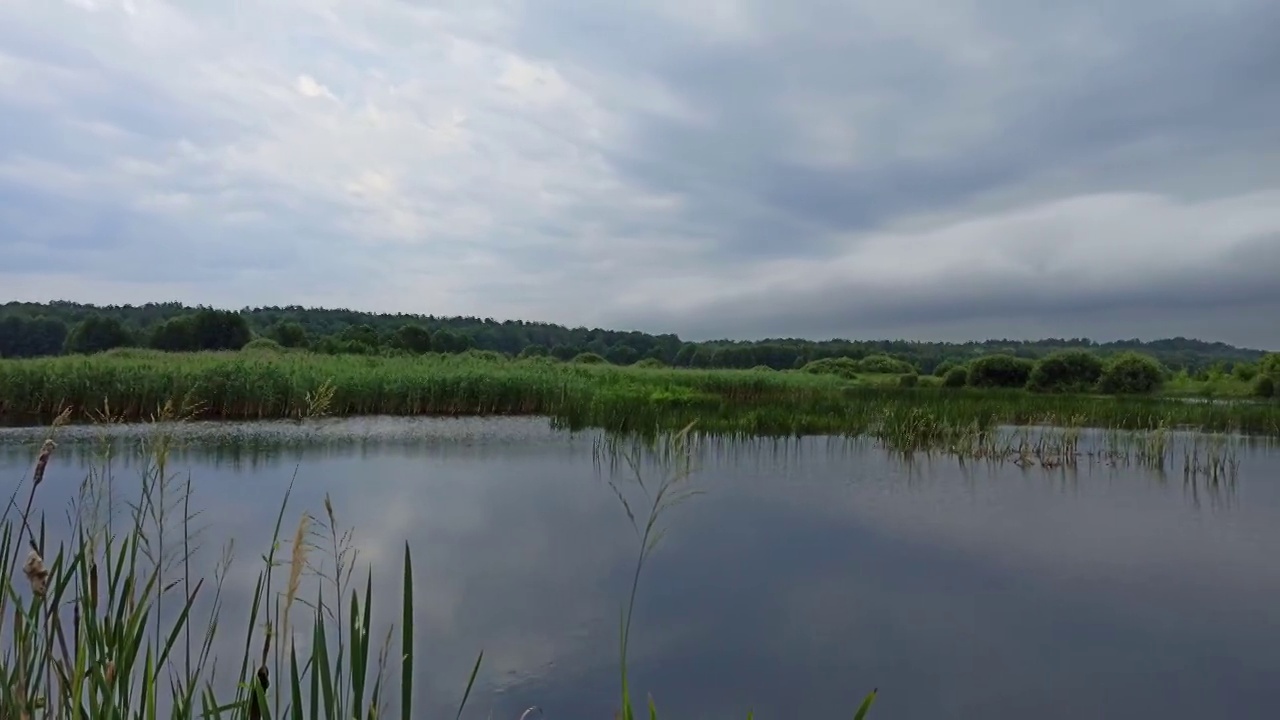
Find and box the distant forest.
[0,300,1268,374]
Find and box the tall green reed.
[596,422,878,719]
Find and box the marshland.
[3,306,1280,718]
[1,349,1279,437]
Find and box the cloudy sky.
[2,0,1278,347]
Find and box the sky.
[1,0,1278,348]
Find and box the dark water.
[2,417,1279,719]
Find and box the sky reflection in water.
[2,417,1278,719]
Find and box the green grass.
[1,350,1277,437]
[1,414,876,719]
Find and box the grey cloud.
[499,0,1280,287]
[2,0,1280,344]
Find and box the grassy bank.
[2,416,877,719]
[1,350,1278,436]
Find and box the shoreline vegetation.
[2,414,877,719]
[1,349,1278,437]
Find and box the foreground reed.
[1,413,876,719]
[1,351,1278,437]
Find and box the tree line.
[0,300,1271,375]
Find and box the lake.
[2,416,1279,719]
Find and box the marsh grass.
[0,406,486,720]
[3,352,1279,437]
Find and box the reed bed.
[1,351,1278,437]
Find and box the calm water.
[2,417,1279,719]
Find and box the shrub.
[242,337,284,353]
[633,357,666,368]
[933,360,956,378]
[572,352,608,364]
[857,354,915,374]
[943,366,968,388]
[966,354,1034,388]
[898,373,919,388]
[1026,350,1105,393]
[801,357,860,379]
[750,364,775,372]
[1254,374,1276,399]
[1233,362,1259,382]
[1097,352,1165,394]
[458,349,507,362]
[1261,353,1280,377]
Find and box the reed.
[0,408,459,720]
[2,350,1277,436]
[2,413,877,719]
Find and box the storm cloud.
[2,0,1278,347]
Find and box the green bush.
[242,337,284,353]
[943,366,968,388]
[802,357,861,379]
[1254,374,1276,398]
[633,357,666,368]
[966,354,1034,388]
[1098,352,1165,394]
[1261,353,1280,377]
[572,351,609,364]
[933,360,957,377]
[1026,350,1105,393]
[857,354,915,374]
[898,373,919,388]
[1232,362,1259,382]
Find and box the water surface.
[2,417,1278,719]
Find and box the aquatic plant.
[2,352,1279,437]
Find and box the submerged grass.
[1,411,877,719]
[1,351,1278,437]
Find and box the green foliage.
[605,344,640,365]
[633,357,666,368]
[242,337,284,353]
[0,316,67,358]
[149,315,196,351]
[269,320,310,348]
[1261,353,1280,377]
[518,344,548,359]
[1098,352,1166,395]
[3,352,1279,435]
[857,354,915,374]
[391,324,433,354]
[898,373,919,388]
[1232,362,1258,382]
[458,349,507,362]
[943,366,968,388]
[430,328,473,354]
[190,308,252,350]
[801,357,860,379]
[1026,350,1105,393]
[0,301,1266,376]
[64,315,133,354]
[966,354,1034,388]
[932,360,956,378]
[1254,374,1275,399]
[573,352,608,365]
